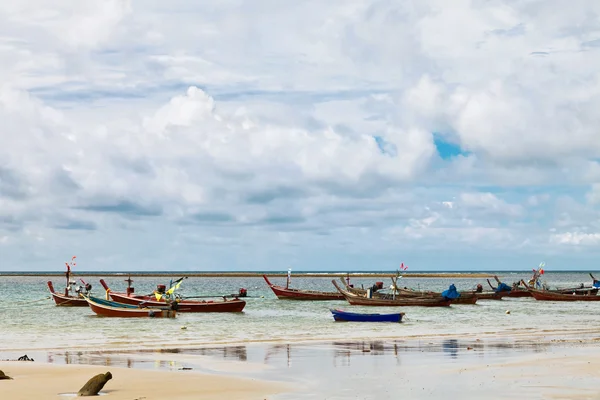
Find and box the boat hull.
[395,288,479,304]
[331,309,403,322]
[529,288,600,301]
[501,290,531,298]
[332,280,452,307]
[85,296,177,318]
[47,281,88,307]
[100,280,246,312]
[264,275,344,300]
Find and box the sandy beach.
[0,361,290,400]
[3,340,600,399]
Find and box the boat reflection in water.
[45,339,550,372]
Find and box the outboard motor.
[476,284,483,293]
[156,284,166,294]
[238,288,248,297]
[85,283,92,292]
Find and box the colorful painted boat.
[99,279,246,312]
[47,256,90,307]
[84,295,177,318]
[330,309,404,322]
[332,280,452,307]
[263,275,344,300]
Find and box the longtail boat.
[394,287,480,304]
[263,274,344,300]
[486,276,531,298]
[47,256,89,307]
[522,280,600,301]
[100,279,246,312]
[332,280,452,307]
[338,277,479,304]
[524,264,600,295]
[527,287,600,301]
[84,295,177,318]
[330,309,404,323]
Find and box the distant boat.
[84,295,177,318]
[330,309,404,323]
[263,275,344,300]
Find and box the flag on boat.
[166,280,183,295]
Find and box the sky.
[1,1,600,271]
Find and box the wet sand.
[3,339,600,399]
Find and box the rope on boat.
[2,297,51,309]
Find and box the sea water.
[1,272,600,353]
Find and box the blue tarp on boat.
[442,284,460,299]
[495,282,512,292]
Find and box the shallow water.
[2,272,600,353]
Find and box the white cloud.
[551,232,600,246]
[586,184,600,205]
[1,1,600,270]
[459,192,523,217]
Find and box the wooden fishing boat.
[330,309,404,323]
[100,279,246,312]
[474,291,506,300]
[525,266,599,295]
[47,256,90,307]
[84,295,177,318]
[527,287,600,301]
[47,281,88,307]
[396,287,480,304]
[332,280,452,307]
[338,278,478,304]
[263,275,344,300]
[486,276,531,298]
[337,277,384,296]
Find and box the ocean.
[2,271,599,354]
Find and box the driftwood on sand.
[78,372,112,396]
[0,370,12,380]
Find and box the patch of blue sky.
[433,133,470,160]
[373,135,397,157]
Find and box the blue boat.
[330,309,404,323]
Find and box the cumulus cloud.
[1,1,600,270]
